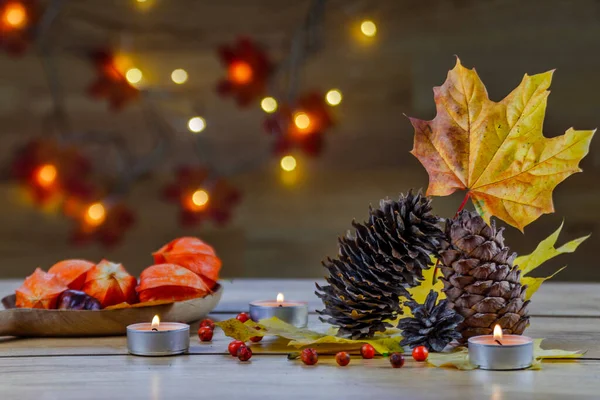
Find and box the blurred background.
[0,0,598,281]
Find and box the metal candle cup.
[249,293,308,327]
[468,325,533,370]
[127,316,190,356]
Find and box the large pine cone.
[439,210,529,341]
[316,191,445,339]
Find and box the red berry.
[389,352,405,368]
[228,340,245,357]
[198,327,213,342]
[300,348,318,365]
[237,345,252,361]
[412,346,429,362]
[360,344,375,359]
[250,335,263,343]
[199,319,215,330]
[335,352,350,366]
[236,312,250,323]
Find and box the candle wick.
[152,328,158,332]
[495,339,503,346]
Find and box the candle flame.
[493,324,503,341]
[276,293,284,303]
[151,315,160,330]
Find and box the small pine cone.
[439,210,530,341]
[316,191,445,339]
[398,290,463,352]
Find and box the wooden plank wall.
[0,0,598,281]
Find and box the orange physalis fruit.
[48,259,95,290]
[15,268,68,309]
[82,259,137,308]
[152,237,221,289]
[136,263,211,303]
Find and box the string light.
[136,0,147,2]
[260,97,278,113]
[191,189,209,208]
[2,2,27,29]
[171,68,188,84]
[325,89,342,106]
[35,164,57,188]
[360,20,377,37]
[85,202,106,227]
[187,116,206,133]
[294,112,311,131]
[228,61,253,85]
[280,155,297,172]
[125,68,143,84]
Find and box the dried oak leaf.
[409,58,595,231]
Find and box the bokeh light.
[192,189,209,207]
[325,89,342,106]
[125,68,143,84]
[228,61,253,84]
[35,164,57,188]
[261,97,278,113]
[187,116,206,133]
[294,112,311,130]
[171,68,188,84]
[3,2,27,29]
[280,155,297,172]
[85,202,106,227]
[360,20,377,37]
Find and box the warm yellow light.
[187,116,206,133]
[360,20,377,37]
[294,112,311,130]
[493,324,503,341]
[277,293,284,303]
[192,189,209,207]
[325,89,342,106]
[36,164,57,188]
[280,155,297,172]
[261,97,278,113]
[137,0,147,2]
[85,202,106,227]
[171,68,188,84]
[228,61,253,84]
[3,2,27,29]
[125,68,143,84]
[151,315,160,329]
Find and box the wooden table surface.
[0,279,599,400]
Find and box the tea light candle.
[249,293,308,327]
[127,315,190,356]
[468,325,533,370]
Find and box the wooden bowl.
[0,284,223,337]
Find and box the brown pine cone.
[439,210,529,341]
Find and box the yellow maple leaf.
[216,317,403,355]
[409,58,595,231]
